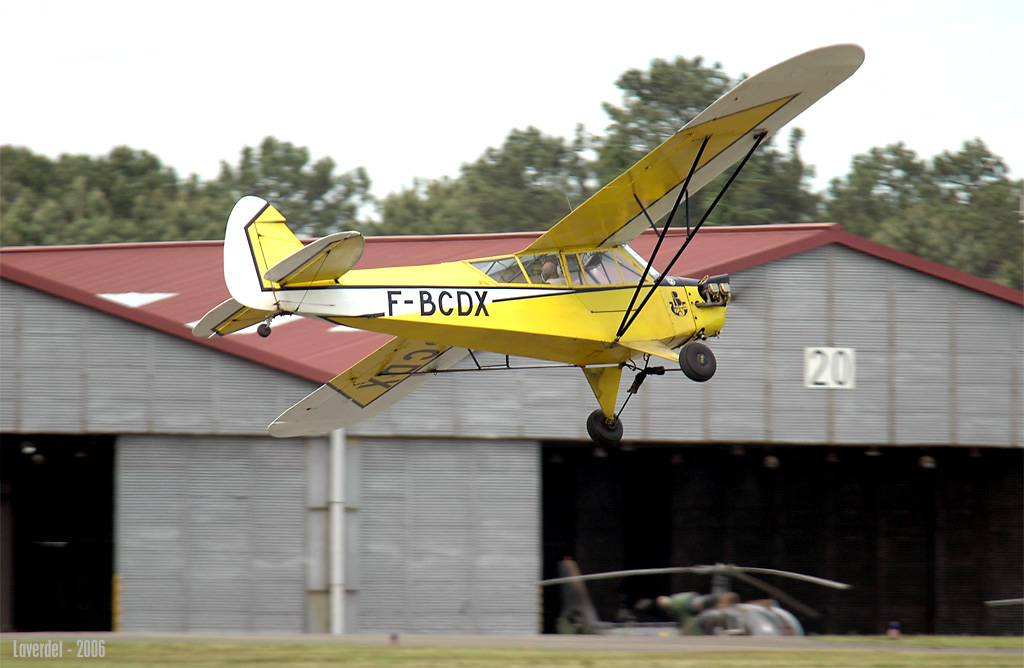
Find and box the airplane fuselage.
[271,257,728,366]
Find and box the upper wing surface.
[268,336,468,437]
[524,44,864,253]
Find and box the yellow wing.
[268,336,468,437]
[191,298,274,338]
[524,44,864,253]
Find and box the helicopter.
[539,557,851,636]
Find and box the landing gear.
[586,409,623,447]
[257,312,282,338]
[680,341,716,382]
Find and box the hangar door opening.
[540,443,1023,636]
[1,435,114,631]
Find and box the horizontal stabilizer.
[264,230,365,286]
[191,298,274,338]
[268,337,468,437]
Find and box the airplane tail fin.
[556,558,606,634]
[223,196,302,311]
[222,196,365,312]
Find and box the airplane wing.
[191,298,275,338]
[268,336,469,437]
[524,44,864,253]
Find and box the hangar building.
[1,223,1021,635]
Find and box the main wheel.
[586,409,623,446]
[679,341,716,382]
[257,323,272,338]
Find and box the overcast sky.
[3,0,1021,201]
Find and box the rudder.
[223,196,304,311]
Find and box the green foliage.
[826,140,1022,288]
[704,129,823,226]
[0,139,373,246]
[1,57,1020,290]
[375,126,590,235]
[217,137,373,237]
[595,56,733,184]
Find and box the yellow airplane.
[193,44,864,444]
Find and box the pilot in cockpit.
[541,261,565,285]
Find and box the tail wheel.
[586,409,623,446]
[680,341,716,382]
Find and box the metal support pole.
[329,429,345,634]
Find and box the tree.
[824,143,942,239]
[375,126,591,235]
[375,177,473,236]
[593,57,820,227]
[376,56,824,236]
[595,56,733,185]
[826,140,1022,288]
[216,137,373,236]
[1,138,375,246]
[704,129,823,226]
[0,145,181,245]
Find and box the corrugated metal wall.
[0,281,316,435]
[116,435,306,631]
[347,245,1023,447]
[354,437,540,633]
[9,244,1017,448]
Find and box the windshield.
[617,245,658,282]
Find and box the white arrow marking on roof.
[97,292,178,308]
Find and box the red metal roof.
[3,224,1020,384]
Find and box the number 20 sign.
[804,347,856,389]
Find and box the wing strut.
[618,135,710,334]
[615,130,767,340]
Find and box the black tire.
[586,409,623,445]
[257,323,272,338]
[679,341,716,382]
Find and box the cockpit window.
[470,257,526,283]
[491,247,655,286]
[579,251,623,285]
[564,254,585,286]
[520,254,565,284]
[615,246,655,283]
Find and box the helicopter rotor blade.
[729,570,821,619]
[537,565,716,587]
[726,566,851,591]
[537,564,852,590]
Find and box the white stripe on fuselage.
[274,285,572,318]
